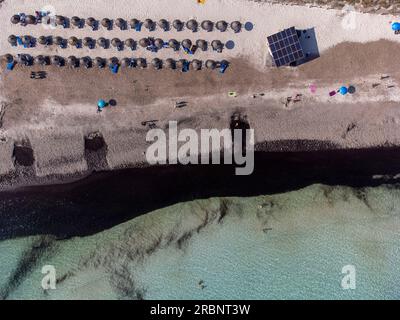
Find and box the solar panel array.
[267,27,304,67]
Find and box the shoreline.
[1,144,400,241]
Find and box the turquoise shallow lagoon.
[1,184,399,299]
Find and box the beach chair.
[110,64,119,74]
[135,23,142,31]
[17,36,23,46]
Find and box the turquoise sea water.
[0,184,399,299]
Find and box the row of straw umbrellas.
[7,35,224,51]
[10,15,242,32]
[2,54,225,70]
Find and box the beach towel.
[329,90,336,97]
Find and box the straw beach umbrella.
[130,18,140,29]
[205,59,216,69]
[173,19,183,31]
[211,40,223,52]
[3,54,14,63]
[67,56,78,67]
[144,19,154,30]
[186,19,198,32]
[83,37,93,47]
[38,36,48,45]
[71,16,81,27]
[55,15,65,26]
[34,55,46,65]
[216,20,228,32]
[151,58,162,70]
[111,38,122,48]
[154,38,164,49]
[51,55,63,66]
[201,20,213,32]
[101,18,112,29]
[230,21,241,33]
[11,15,20,24]
[86,17,96,27]
[97,37,107,48]
[8,35,17,46]
[80,56,92,68]
[122,58,133,68]
[25,15,36,24]
[176,59,186,69]
[68,36,79,47]
[108,57,119,66]
[165,58,175,69]
[136,58,147,68]
[182,39,192,49]
[95,57,106,68]
[139,38,150,48]
[168,39,179,50]
[53,36,63,46]
[196,39,207,51]
[115,18,126,30]
[191,59,202,70]
[125,38,135,50]
[158,19,168,31]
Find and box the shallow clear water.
[1,184,399,299]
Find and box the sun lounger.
[17,37,23,46]
[182,61,190,72]
[135,23,142,31]
[110,64,119,74]
[220,62,228,73]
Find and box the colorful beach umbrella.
[98,99,106,109]
[392,22,400,31]
[339,86,348,95]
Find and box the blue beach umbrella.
[97,99,106,109]
[392,22,400,31]
[339,86,348,95]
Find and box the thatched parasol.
[176,59,187,69]
[151,58,162,69]
[211,40,223,52]
[186,19,198,32]
[205,59,216,69]
[86,17,96,27]
[130,19,140,29]
[216,20,228,32]
[80,56,92,68]
[95,57,106,68]
[165,58,175,69]
[108,57,119,66]
[191,59,202,70]
[71,16,81,27]
[196,39,207,51]
[83,37,93,47]
[115,18,126,29]
[101,18,111,28]
[53,36,63,46]
[3,54,14,63]
[8,35,17,45]
[67,56,78,67]
[111,38,122,48]
[144,19,154,30]
[38,36,48,45]
[230,21,241,33]
[173,19,183,31]
[55,15,65,26]
[35,55,46,65]
[154,38,164,49]
[201,20,213,32]
[25,15,36,24]
[97,37,107,48]
[51,55,63,66]
[10,15,20,24]
[122,58,133,68]
[158,19,168,31]
[125,38,135,49]
[168,39,179,50]
[136,58,147,68]
[182,39,192,49]
[68,36,78,46]
[139,38,150,48]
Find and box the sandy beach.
[1,0,400,189]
